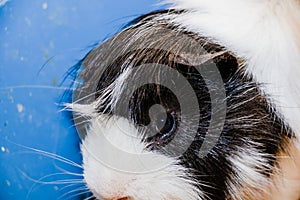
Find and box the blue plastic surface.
[0,1,159,199]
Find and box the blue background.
[0,1,160,199]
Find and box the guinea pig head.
[67,9,297,200]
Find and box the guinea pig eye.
[128,84,182,148]
[147,110,179,146]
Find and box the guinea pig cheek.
[80,116,201,200]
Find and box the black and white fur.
[67,1,300,200]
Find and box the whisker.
[64,190,92,200]
[67,90,99,105]
[21,149,82,169]
[22,169,85,200]
[71,119,93,129]
[63,84,113,110]
[31,171,83,183]
[83,195,96,200]
[59,183,85,192]
[19,169,84,185]
[59,186,89,200]
[72,114,92,122]
[13,143,83,169]
[8,142,85,199]
[53,164,84,177]
[0,85,76,91]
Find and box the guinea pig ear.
[173,50,240,83]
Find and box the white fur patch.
[227,142,272,200]
[71,104,202,200]
[162,0,300,144]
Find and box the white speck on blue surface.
[17,103,24,113]
[5,180,11,187]
[42,2,48,10]
[1,146,6,152]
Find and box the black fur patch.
[72,10,292,200]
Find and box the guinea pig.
[66,1,300,200]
